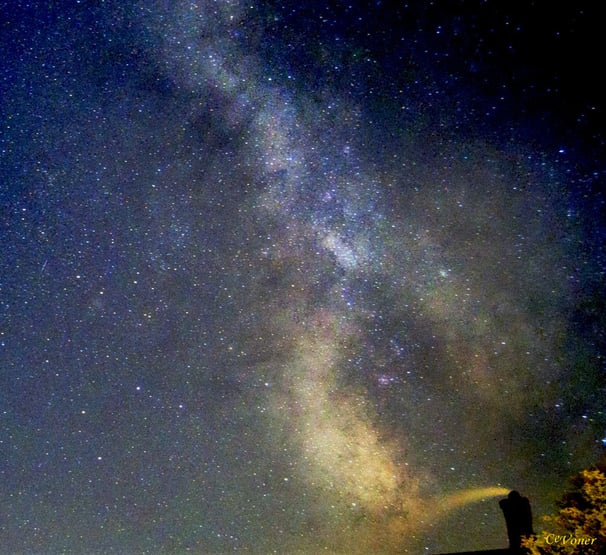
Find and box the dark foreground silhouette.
[431,490,533,555]
[499,490,534,551]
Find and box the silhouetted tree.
[522,464,606,555]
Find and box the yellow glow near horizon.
[268,310,511,552]
[282,316,408,512]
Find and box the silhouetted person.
[499,490,534,551]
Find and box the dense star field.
[1,1,605,553]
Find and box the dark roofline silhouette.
[431,550,510,555]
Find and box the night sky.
[1,1,605,553]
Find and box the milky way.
[2,1,605,553]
